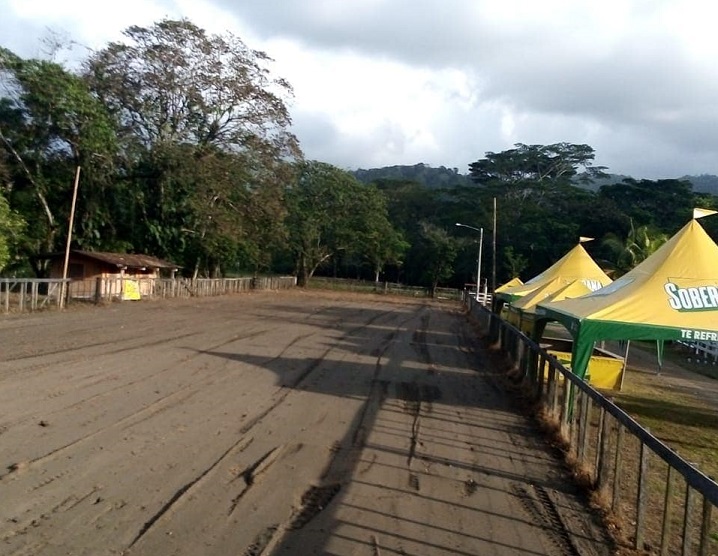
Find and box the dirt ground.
[0,290,616,556]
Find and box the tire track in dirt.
[3,298,415,555]
[238,314,410,556]
[126,313,398,553]
[0,315,273,380]
[1,486,104,545]
[403,308,443,492]
[0,329,275,479]
[1,386,200,481]
[0,330,201,366]
[511,482,583,556]
[228,445,291,516]
[0,327,271,435]
[125,309,377,552]
[128,436,256,548]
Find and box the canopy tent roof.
[536,219,718,378]
[510,278,594,315]
[496,243,612,302]
[495,277,523,293]
[544,279,596,304]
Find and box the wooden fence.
[468,298,718,555]
[0,278,69,313]
[309,277,462,300]
[0,276,296,314]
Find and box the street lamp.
[455,222,484,303]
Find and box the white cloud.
[2,0,718,178]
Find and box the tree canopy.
[284,161,404,286]
[1,24,717,290]
[85,19,299,160]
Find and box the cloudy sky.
[2,0,717,178]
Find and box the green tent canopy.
[536,219,718,379]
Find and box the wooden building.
[44,251,179,300]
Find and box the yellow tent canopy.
[495,277,523,293]
[496,243,612,302]
[513,278,594,315]
[507,278,594,331]
[537,219,718,379]
[543,279,595,304]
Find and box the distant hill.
[354,165,718,196]
[682,174,718,195]
[576,173,718,196]
[352,163,470,189]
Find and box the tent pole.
[619,340,631,391]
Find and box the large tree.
[0,48,118,267]
[285,162,402,286]
[598,178,694,233]
[85,19,299,160]
[351,185,409,283]
[469,142,607,190]
[84,19,300,274]
[467,143,612,281]
[415,222,458,296]
[0,192,26,272]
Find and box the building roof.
[43,250,180,270]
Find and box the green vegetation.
[612,364,718,480]
[601,220,669,276]
[1,20,718,291]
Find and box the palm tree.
[602,220,669,276]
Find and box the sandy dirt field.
[0,290,615,556]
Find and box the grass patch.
[662,343,718,380]
[610,346,718,481]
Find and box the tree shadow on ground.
[188,298,614,555]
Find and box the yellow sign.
[122,279,141,300]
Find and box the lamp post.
[455,223,484,303]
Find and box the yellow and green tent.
[536,219,718,380]
[496,243,612,303]
[507,278,594,332]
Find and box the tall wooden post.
[60,166,81,309]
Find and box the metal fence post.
[636,440,649,550]
[612,425,624,514]
[661,465,675,555]
[698,496,713,556]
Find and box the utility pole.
[492,197,497,293]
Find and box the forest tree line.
[1,19,717,293]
